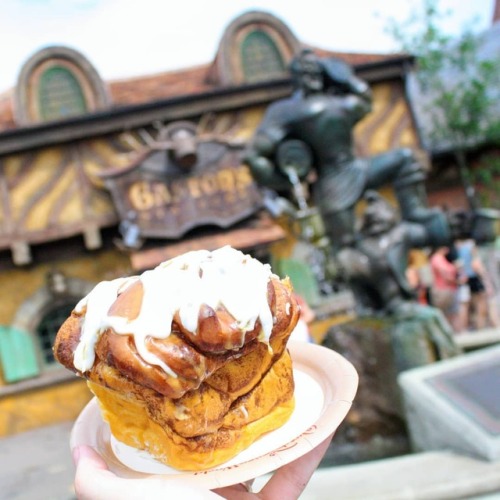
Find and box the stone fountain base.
[320,305,460,466]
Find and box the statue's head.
[361,191,399,236]
[290,50,369,97]
[290,49,324,93]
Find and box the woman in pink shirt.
[430,246,461,328]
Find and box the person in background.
[477,243,500,328]
[453,254,471,333]
[456,238,490,331]
[406,249,432,305]
[429,246,461,329]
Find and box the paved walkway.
[1,422,75,500]
[2,421,500,500]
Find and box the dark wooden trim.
[0,82,293,156]
[355,55,414,82]
[0,55,412,156]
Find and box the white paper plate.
[70,341,358,489]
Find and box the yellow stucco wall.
[355,81,419,155]
[0,248,131,325]
[0,379,92,436]
[2,146,116,239]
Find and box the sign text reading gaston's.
[129,166,253,212]
[104,158,262,239]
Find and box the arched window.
[36,302,75,366]
[213,11,300,86]
[14,46,110,125]
[8,272,94,379]
[241,30,286,82]
[38,66,87,121]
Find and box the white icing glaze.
[72,246,277,375]
[73,277,138,372]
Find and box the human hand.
[72,433,333,499]
[72,445,219,500]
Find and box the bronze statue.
[244,52,464,463]
[337,190,437,314]
[245,49,451,252]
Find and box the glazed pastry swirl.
[55,246,298,398]
[72,247,277,375]
[72,276,138,373]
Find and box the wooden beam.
[130,216,286,271]
[0,83,292,156]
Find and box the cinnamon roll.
[54,246,299,470]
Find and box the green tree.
[387,0,500,209]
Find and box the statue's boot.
[394,162,451,247]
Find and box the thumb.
[73,445,123,500]
[73,445,110,471]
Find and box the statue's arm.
[343,86,372,123]
[324,60,373,120]
[405,222,434,249]
[243,107,291,190]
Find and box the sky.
[0,0,496,94]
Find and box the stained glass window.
[38,66,87,121]
[241,30,286,82]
